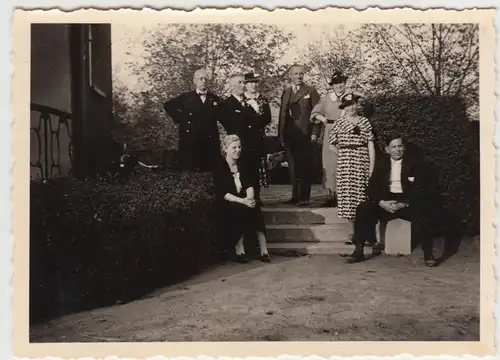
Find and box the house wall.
[30,24,73,180]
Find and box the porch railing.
[30,103,73,180]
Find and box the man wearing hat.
[278,64,321,206]
[244,72,272,201]
[163,68,223,172]
[310,71,348,207]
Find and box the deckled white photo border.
[8,5,497,359]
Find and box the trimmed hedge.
[30,169,218,325]
[365,95,480,234]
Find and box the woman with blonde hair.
[212,134,271,263]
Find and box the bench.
[376,218,412,255]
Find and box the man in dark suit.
[278,64,321,206]
[220,73,270,201]
[243,72,272,202]
[348,134,438,267]
[163,69,222,172]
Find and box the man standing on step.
[163,69,223,172]
[347,134,437,267]
[278,64,321,207]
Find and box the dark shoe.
[346,248,365,263]
[298,200,310,207]
[260,254,271,263]
[372,242,383,256]
[321,198,336,207]
[235,254,248,263]
[284,198,299,204]
[424,257,437,267]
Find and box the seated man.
[348,133,437,267]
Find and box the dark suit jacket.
[246,95,272,152]
[278,83,321,144]
[367,153,433,207]
[220,95,269,152]
[163,90,222,148]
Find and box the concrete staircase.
[262,206,364,255]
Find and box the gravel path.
[30,239,479,342]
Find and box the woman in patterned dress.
[329,93,375,244]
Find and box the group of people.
[164,69,272,263]
[163,65,439,268]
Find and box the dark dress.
[212,157,266,251]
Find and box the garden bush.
[30,169,218,325]
[365,95,480,235]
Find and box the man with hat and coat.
[243,72,272,202]
[278,64,321,206]
[163,68,223,172]
[310,71,349,207]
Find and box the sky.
[111,22,361,92]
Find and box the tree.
[299,25,366,95]
[127,23,295,107]
[359,23,479,105]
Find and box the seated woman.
[213,134,271,263]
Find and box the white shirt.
[196,90,207,103]
[233,172,242,193]
[389,159,403,193]
[246,93,260,113]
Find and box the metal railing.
[30,103,73,180]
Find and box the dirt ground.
[30,238,479,342]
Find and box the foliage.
[112,80,179,155]
[127,23,295,107]
[112,23,480,153]
[299,25,366,95]
[30,170,218,324]
[366,95,479,233]
[358,24,479,103]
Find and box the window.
[88,24,108,98]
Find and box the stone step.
[267,242,372,256]
[262,207,346,225]
[266,224,351,243]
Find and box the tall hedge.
[365,95,480,234]
[30,170,218,325]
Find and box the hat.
[244,72,261,83]
[328,71,348,85]
[338,93,362,109]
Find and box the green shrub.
[365,95,479,234]
[30,169,218,325]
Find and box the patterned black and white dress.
[328,115,374,220]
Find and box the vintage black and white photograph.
[16,7,494,356]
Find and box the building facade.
[30,23,113,181]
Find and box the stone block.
[376,218,412,255]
